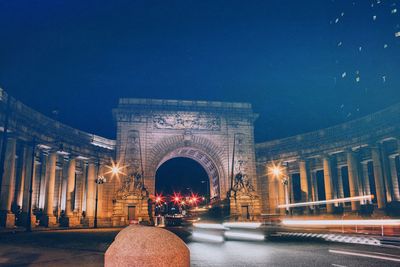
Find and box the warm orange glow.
[105,160,126,178]
[268,163,284,177]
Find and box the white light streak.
[193,223,226,230]
[224,231,265,241]
[277,195,373,208]
[395,31,400,37]
[282,219,400,226]
[222,222,262,229]
[192,232,224,242]
[329,249,400,262]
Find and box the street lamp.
[200,180,209,205]
[269,164,290,214]
[26,138,36,232]
[94,175,106,228]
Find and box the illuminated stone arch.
[146,135,227,199]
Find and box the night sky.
[1,0,400,143]
[155,157,209,196]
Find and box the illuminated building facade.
[1,87,400,228]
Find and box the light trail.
[222,222,262,229]
[193,223,226,230]
[282,219,400,226]
[277,195,373,208]
[329,249,400,262]
[192,232,224,242]
[224,231,265,241]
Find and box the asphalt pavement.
[0,227,399,266]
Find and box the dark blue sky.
[1,0,399,142]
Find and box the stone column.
[277,176,286,215]
[43,152,57,226]
[337,166,344,199]
[371,146,386,209]
[347,151,361,211]
[361,161,371,200]
[65,158,76,216]
[323,157,334,213]
[85,162,96,226]
[389,156,400,201]
[0,138,17,228]
[65,157,80,226]
[311,171,318,202]
[310,171,318,211]
[380,145,393,203]
[21,145,36,226]
[299,160,310,202]
[15,146,28,209]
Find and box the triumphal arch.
[111,98,261,225]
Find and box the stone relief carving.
[153,113,221,131]
[115,129,148,199]
[231,133,256,197]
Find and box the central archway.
[155,157,210,196]
[145,135,227,201]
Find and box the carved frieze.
[153,113,221,131]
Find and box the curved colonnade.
[256,102,400,216]
[0,89,116,228]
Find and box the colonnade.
[269,141,400,215]
[0,136,109,228]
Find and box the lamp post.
[94,175,106,228]
[269,164,290,214]
[282,177,290,214]
[200,180,209,205]
[26,138,36,232]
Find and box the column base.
[18,212,38,228]
[60,216,81,227]
[0,210,15,228]
[82,217,95,228]
[40,215,58,227]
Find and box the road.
[0,227,399,266]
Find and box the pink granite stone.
[105,225,190,267]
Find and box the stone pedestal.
[40,215,57,227]
[18,212,37,228]
[60,216,81,227]
[111,192,150,226]
[0,211,15,228]
[82,217,95,228]
[229,194,261,221]
[105,225,189,267]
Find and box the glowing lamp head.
[272,167,281,176]
[111,166,121,175]
[156,197,161,203]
